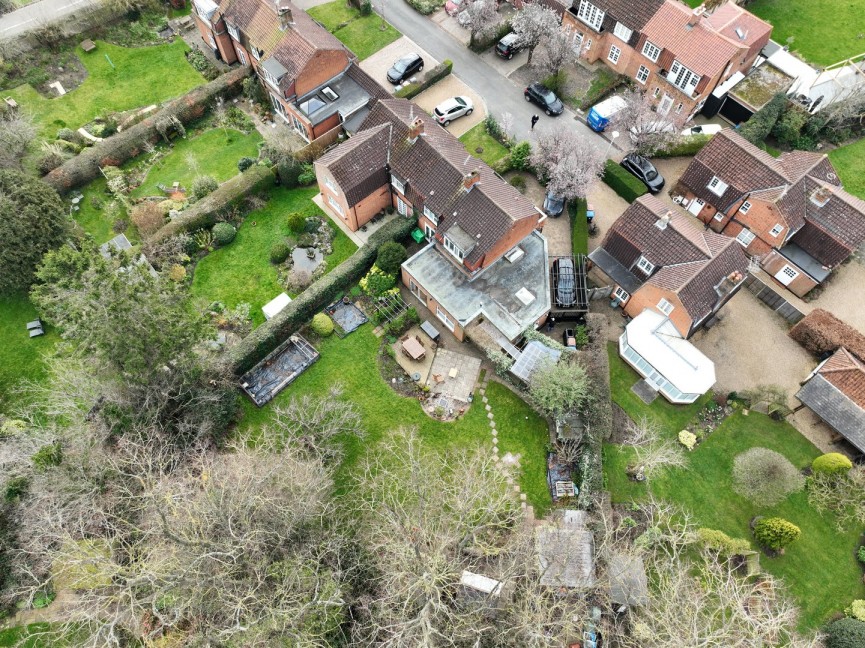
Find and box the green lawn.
[0,624,75,647]
[604,411,865,630]
[829,138,865,200]
[607,342,711,432]
[190,187,357,326]
[6,40,204,138]
[0,294,59,415]
[569,198,588,255]
[307,1,401,60]
[131,128,263,198]
[459,123,510,167]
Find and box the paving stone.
[507,477,513,485]
[489,420,496,428]
[487,412,494,420]
[491,429,497,437]
[492,437,498,445]
[485,404,491,412]
[482,396,488,403]
[520,493,527,501]
[493,445,499,453]
[513,485,521,493]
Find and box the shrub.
[486,349,514,377]
[297,233,315,248]
[168,264,186,282]
[826,618,865,648]
[509,141,531,171]
[276,157,307,188]
[359,0,372,15]
[212,222,236,246]
[192,175,219,200]
[789,309,865,363]
[602,159,648,203]
[469,20,511,53]
[311,313,334,337]
[394,60,453,99]
[242,76,268,105]
[38,150,64,175]
[541,70,568,95]
[858,545,865,565]
[131,202,165,239]
[376,242,407,275]
[678,430,697,451]
[509,175,527,193]
[772,105,809,148]
[360,265,396,297]
[56,127,77,142]
[287,211,306,233]
[812,452,853,476]
[483,114,510,147]
[405,0,445,15]
[696,528,751,556]
[297,163,316,186]
[732,447,805,507]
[654,133,712,158]
[32,442,62,470]
[5,475,29,501]
[753,516,801,551]
[847,600,865,622]
[738,93,788,146]
[270,241,290,264]
[237,156,256,172]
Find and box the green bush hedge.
[570,198,588,255]
[151,165,273,242]
[270,241,290,264]
[654,133,712,158]
[212,222,236,246]
[737,92,788,146]
[404,0,445,15]
[43,66,252,195]
[395,60,453,99]
[812,452,853,475]
[230,215,416,374]
[601,159,648,203]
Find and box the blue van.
[587,95,626,132]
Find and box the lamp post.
[605,130,620,159]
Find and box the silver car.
[433,96,474,126]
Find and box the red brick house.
[588,194,749,339]
[563,0,771,120]
[191,0,385,143]
[315,99,551,342]
[675,129,865,297]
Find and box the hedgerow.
[601,159,648,203]
[789,308,865,363]
[394,60,453,99]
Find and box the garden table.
[402,337,425,361]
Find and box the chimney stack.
[463,169,480,191]
[276,0,293,30]
[408,116,424,141]
[655,210,673,230]
[687,5,704,28]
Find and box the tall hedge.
[737,92,788,146]
[229,215,416,374]
[150,165,274,242]
[602,159,648,203]
[395,60,453,99]
[577,313,612,508]
[789,308,865,363]
[44,66,252,195]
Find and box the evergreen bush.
[212,222,236,246]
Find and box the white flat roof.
[262,292,292,320]
[624,310,715,394]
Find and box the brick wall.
[624,284,693,338]
[761,250,819,297]
[401,266,465,340]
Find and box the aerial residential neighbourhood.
[2,0,865,642]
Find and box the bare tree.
[624,417,687,482]
[510,2,560,65]
[463,0,500,46]
[0,111,36,170]
[530,128,606,200]
[807,465,865,531]
[610,87,688,155]
[532,25,579,79]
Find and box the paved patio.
[359,37,440,93]
[391,325,437,383]
[426,347,482,403]
[312,194,402,247]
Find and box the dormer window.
[226,22,240,40]
[251,45,261,61]
[613,22,632,42]
[391,174,405,195]
[577,0,605,31]
[707,176,728,196]
[642,40,661,62]
[636,255,655,275]
[444,236,465,261]
[810,187,832,207]
[423,206,438,225]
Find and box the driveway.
[359,37,440,92]
[413,75,485,137]
[807,261,865,331]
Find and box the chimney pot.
[408,116,424,141]
[276,1,293,29]
[655,210,673,230]
[687,5,704,27]
[463,169,480,191]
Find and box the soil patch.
[609,403,634,444]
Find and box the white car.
[681,123,724,136]
[434,96,474,126]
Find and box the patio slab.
[391,325,436,382]
[427,347,482,403]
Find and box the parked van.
[587,95,626,132]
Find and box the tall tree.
[0,112,36,171]
[510,2,560,65]
[0,170,69,294]
[530,128,606,200]
[531,25,579,79]
[463,0,500,47]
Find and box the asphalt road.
[0,0,98,41]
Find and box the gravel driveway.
[359,37,440,92]
[413,75,485,137]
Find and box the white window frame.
[391,174,405,195]
[675,102,683,114]
[739,200,751,214]
[613,286,630,302]
[423,205,438,225]
[577,0,605,31]
[636,255,655,274]
[657,298,674,316]
[613,22,632,42]
[652,86,661,98]
[713,212,724,221]
[207,32,217,50]
[324,176,339,194]
[424,223,435,240]
[668,60,700,94]
[642,40,661,62]
[251,44,261,61]
[443,236,465,261]
[396,197,408,216]
[707,176,728,196]
[775,264,799,286]
[226,22,240,41]
[608,45,621,64]
[436,306,456,332]
[262,68,281,90]
[584,38,593,51]
[635,65,650,84]
[769,224,784,237]
[326,194,343,215]
[736,228,756,247]
[237,47,247,66]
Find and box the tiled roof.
[777,150,828,183]
[797,372,865,451]
[704,2,772,50]
[791,177,865,266]
[819,347,865,409]
[316,123,391,206]
[585,0,663,31]
[642,1,739,78]
[346,63,390,103]
[536,0,567,19]
[675,242,748,324]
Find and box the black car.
[620,153,665,193]
[543,191,565,218]
[524,82,564,116]
[552,257,576,307]
[495,32,521,60]
[387,52,424,84]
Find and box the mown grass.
[131,128,262,198]
[459,123,509,167]
[190,187,357,326]
[307,1,401,60]
[569,198,588,255]
[6,40,204,139]
[829,137,865,200]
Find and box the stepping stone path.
[478,377,534,519]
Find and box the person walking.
[531,114,540,130]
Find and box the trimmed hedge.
[737,92,788,146]
[601,159,648,203]
[229,215,416,374]
[395,60,453,100]
[404,0,445,15]
[577,312,612,508]
[654,133,712,158]
[570,198,588,255]
[789,308,865,363]
[43,66,252,195]
[150,165,273,242]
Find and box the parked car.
[681,123,724,136]
[552,257,576,307]
[386,52,424,84]
[495,32,521,59]
[587,94,626,132]
[434,96,474,126]
[562,328,577,349]
[620,153,665,193]
[543,191,565,218]
[524,82,564,116]
[444,0,464,16]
